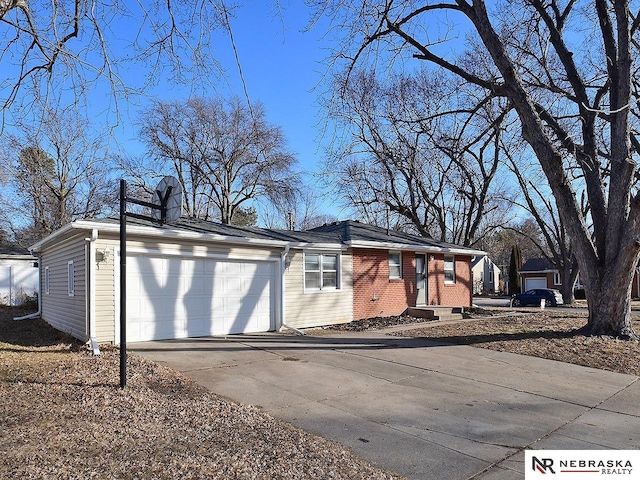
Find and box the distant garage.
[126,253,275,342]
[524,277,548,291]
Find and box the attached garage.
[126,253,275,342]
[524,277,548,291]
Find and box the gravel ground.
[0,306,401,480]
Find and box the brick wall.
[352,248,416,320]
[426,254,473,307]
[352,249,474,319]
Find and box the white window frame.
[67,261,75,297]
[388,252,402,279]
[554,272,561,285]
[44,266,50,295]
[303,252,341,291]
[444,255,456,284]
[489,270,494,283]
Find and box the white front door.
[416,254,427,305]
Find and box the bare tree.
[0,0,228,124]
[314,0,640,338]
[261,188,338,230]
[324,68,512,246]
[139,95,299,225]
[507,160,580,304]
[0,105,114,244]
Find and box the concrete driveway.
[131,328,640,480]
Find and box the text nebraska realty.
[558,459,631,475]
[534,457,633,475]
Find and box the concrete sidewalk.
[131,328,640,479]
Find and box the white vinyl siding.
[95,242,117,343]
[40,236,87,341]
[286,249,353,329]
[44,267,50,294]
[444,255,455,284]
[389,252,402,279]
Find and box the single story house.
[519,257,640,299]
[471,255,501,295]
[518,257,562,292]
[29,218,484,346]
[0,246,39,306]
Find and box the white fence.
[0,265,39,306]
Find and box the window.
[389,252,402,279]
[44,267,50,295]
[489,270,494,283]
[554,272,561,285]
[67,261,75,297]
[304,253,340,290]
[444,255,455,284]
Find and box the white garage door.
[524,277,547,291]
[126,254,274,342]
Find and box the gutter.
[86,229,101,355]
[30,220,345,253]
[279,244,305,336]
[13,253,42,321]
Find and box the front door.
[416,254,427,305]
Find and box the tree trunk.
[560,262,578,305]
[583,255,638,339]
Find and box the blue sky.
[116,2,333,184]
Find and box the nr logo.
[532,456,556,474]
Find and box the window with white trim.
[389,252,402,279]
[304,253,340,290]
[489,270,494,283]
[444,255,455,284]
[554,272,561,285]
[67,261,75,297]
[44,267,50,295]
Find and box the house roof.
[519,257,557,273]
[0,245,31,256]
[309,220,485,256]
[30,217,485,256]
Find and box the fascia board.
[30,223,79,252]
[32,220,346,252]
[347,240,486,257]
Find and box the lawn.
[0,306,400,480]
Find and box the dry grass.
[389,309,640,377]
[0,306,401,480]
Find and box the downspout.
[13,253,42,321]
[280,244,305,335]
[87,229,101,355]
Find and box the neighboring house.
[29,218,485,345]
[0,246,39,306]
[518,257,563,292]
[471,255,501,295]
[520,257,640,298]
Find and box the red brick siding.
[352,248,416,320]
[427,254,473,307]
[352,249,473,320]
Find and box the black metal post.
[119,179,127,389]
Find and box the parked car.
[511,288,563,307]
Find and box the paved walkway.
[131,325,640,479]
